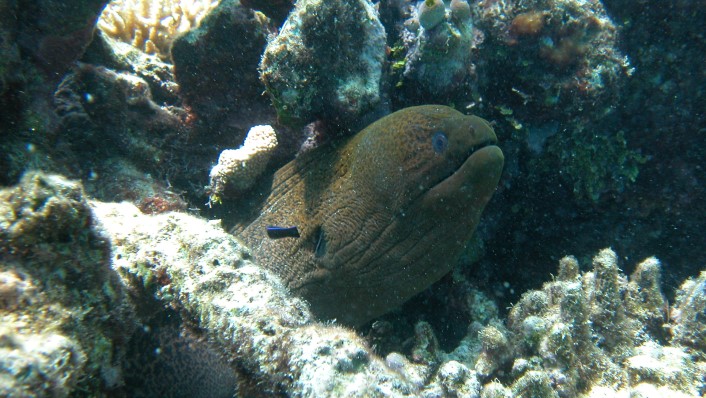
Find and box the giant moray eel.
[239,105,504,326]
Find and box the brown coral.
[97,0,220,59]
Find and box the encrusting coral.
[208,124,278,202]
[97,0,220,59]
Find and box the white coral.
[208,125,279,201]
[97,0,220,59]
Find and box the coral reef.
[0,327,87,397]
[1,172,705,397]
[539,127,646,202]
[0,0,109,186]
[1,0,706,395]
[208,124,278,202]
[470,0,642,203]
[0,172,134,396]
[97,0,220,60]
[259,0,387,129]
[52,63,207,208]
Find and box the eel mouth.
[436,136,499,185]
[423,143,504,208]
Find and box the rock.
[0,172,134,396]
[172,1,274,127]
[260,0,387,129]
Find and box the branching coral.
[97,0,220,59]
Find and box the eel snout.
[422,144,504,210]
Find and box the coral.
[54,63,184,156]
[97,0,220,60]
[52,63,204,210]
[470,0,640,203]
[0,172,135,396]
[372,248,705,397]
[450,0,472,23]
[481,381,512,398]
[474,324,512,377]
[510,371,558,398]
[91,200,421,397]
[541,127,646,202]
[208,124,278,202]
[625,256,668,339]
[475,0,631,119]
[624,341,702,392]
[423,360,481,397]
[259,0,387,128]
[671,271,706,351]
[398,0,478,97]
[474,248,705,396]
[2,172,705,397]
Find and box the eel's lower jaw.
[422,145,504,210]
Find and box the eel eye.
[432,131,448,153]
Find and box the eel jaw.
[421,145,504,213]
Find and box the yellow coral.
[97,0,220,59]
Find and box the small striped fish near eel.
[237,105,504,326]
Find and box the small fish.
[266,226,300,239]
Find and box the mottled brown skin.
[239,105,504,325]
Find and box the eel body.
[239,105,504,325]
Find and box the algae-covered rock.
[0,172,134,396]
[260,0,387,128]
[172,1,274,125]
